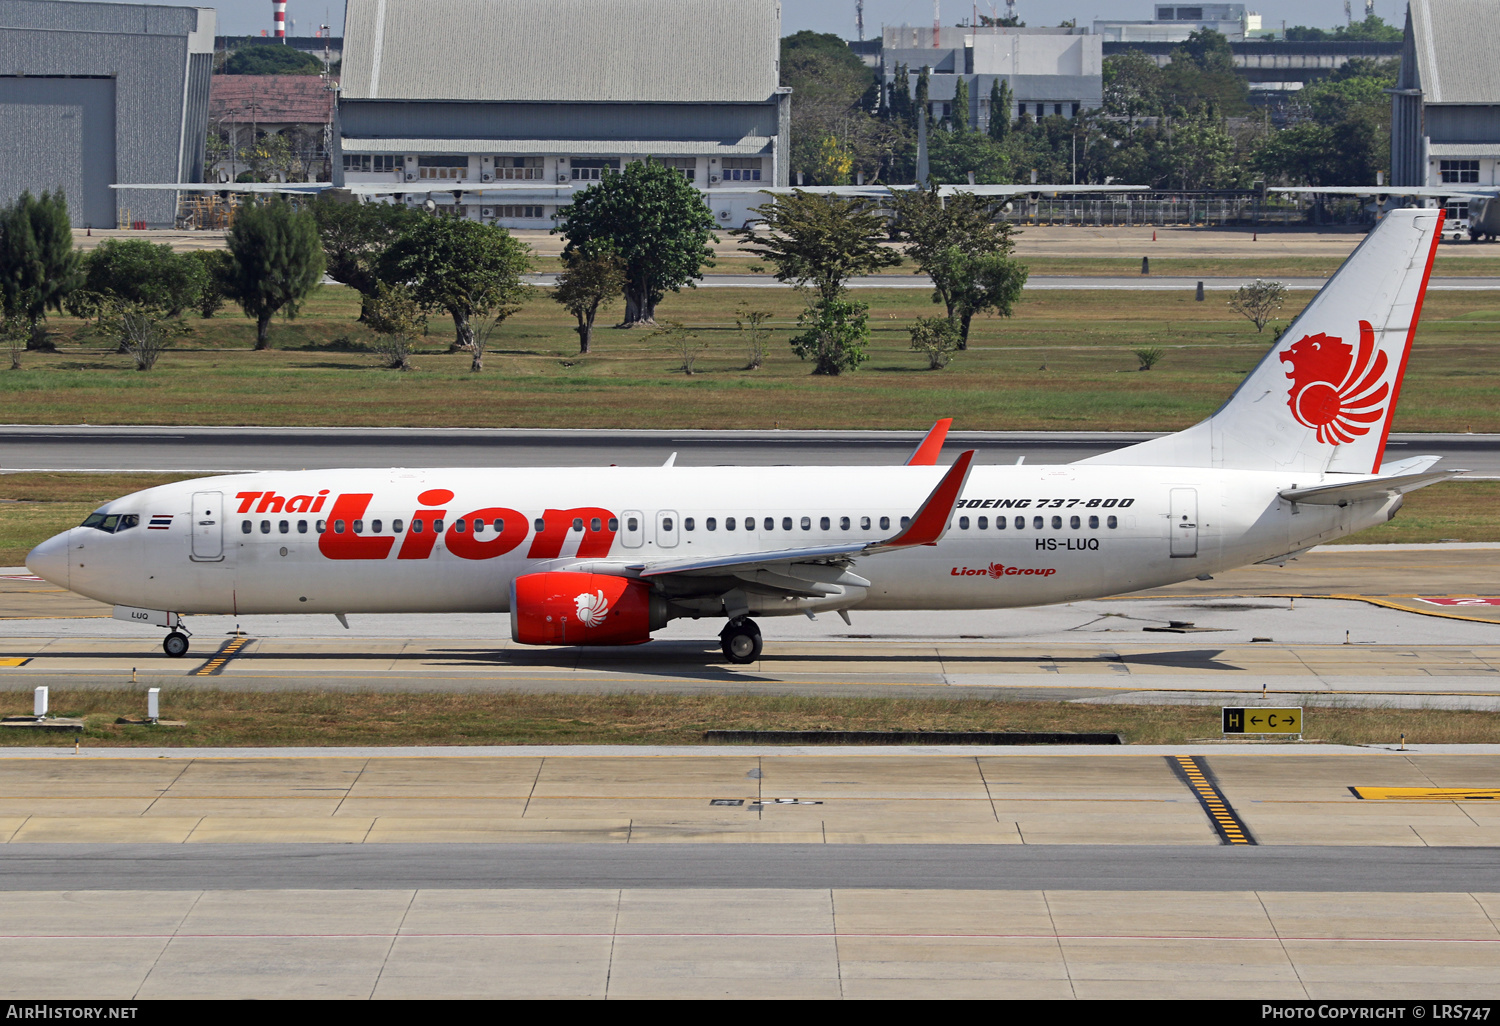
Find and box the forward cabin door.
[1169,487,1198,558]
[190,491,224,562]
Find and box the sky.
[71,0,1407,40]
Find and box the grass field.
[4,283,1499,432]
[0,689,1487,747]
[0,474,1493,566]
[680,254,1500,278]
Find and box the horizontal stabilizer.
[1279,468,1464,506]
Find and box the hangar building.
[336,0,789,229]
[1390,0,1500,197]
[0,0,215,228]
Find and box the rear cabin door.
[190,491,224,561]
[1169,487,1198,558]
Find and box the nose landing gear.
[162,629,191,658]
[719,617,762,664]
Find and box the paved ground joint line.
[1255,891,1310,999]
[974,755,1002,825]
[830,887,845,1000]
[521,757,544,818]
[603,889,622,1001]
[132,889,203,1000]
[1167,755,1256,845]
[1040,890,1076,1000]
[369,889,417,999]
[142,758,196,816]
[331,757,369,819]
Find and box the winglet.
[905,418,953,466]
[868,450,975,553]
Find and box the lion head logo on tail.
[1279,320,1390,445]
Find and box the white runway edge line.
[0,743,1494,759]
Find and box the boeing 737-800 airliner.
[26,209,1460,663]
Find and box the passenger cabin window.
[840,517,850,530]
[241,520,252,534]
[455,519,467,533]
[800,517,811,531]
[607,518,618,531]
[978,516,988,529]
[432,519,444,533]
[959,516,970,530]
[782,517,793,531]
[591,518,602,532]
[393,519,403,533]
[662,517,674,532]
[861,517,871,530]
[900,517,910,528]
[279,520,290,534]
[260,520,271,534]
[879,516,890,530]
[572,519,583,532]
[334,520,346,534]
[820,517,830,530]
[706,518,717,531]
[316,520,326,533]
[1033,516,1043,530]
[1051,516,1062,529]
[353,520,364,534]
[764,518,774,531]
[371,519,383,533]
[298,520,309,534]
[412,519,424,533]
[684,518,695,531]
[1107,515,1118,529]
[627,517,638,532]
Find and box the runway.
[0,843,1496,891]
[3,426,1498,475]
[524,272,1500,292]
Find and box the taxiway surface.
[3,426,1498,475]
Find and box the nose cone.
[26,530,69,589]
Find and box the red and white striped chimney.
[273,1,286,39]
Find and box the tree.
[732,191,901,303]
[889,183,1014,344]
[945,251,1028,350]
[649,319,707,375]
[83,239,207,318]
[909,315,961,369]
[192,250,234,318]
[1228,280,1287,333]
[915,66,932,128]
[365,281,424,371]
[789,297,871,376]
[380,214,531,355]
[1103,51,1163,123]
[988,79,1012,141]
[735,302,773,370]
[224,197,326,350]
[554,159,717,327]
[1160,30,1249,114]
[551,250,625,355]
[311,197,422,319]
[952,77,970,134]
[0,190,82,349]
[223,44,323,76]
[2,319,22,370]
[108,307,175,371]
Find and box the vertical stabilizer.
[1079,209,1442,474]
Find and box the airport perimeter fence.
[1002,191,1374,229]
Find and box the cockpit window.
[80,512,136,533]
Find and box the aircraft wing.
[111,182,334,194]
[1270,186,1499,199]
[632,450,975,593]
[905,419,952,466]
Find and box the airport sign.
[1223,707,1302,735]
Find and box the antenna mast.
[856,0,864,41]
[933,0,940,48]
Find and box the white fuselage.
[36,463,1394,621]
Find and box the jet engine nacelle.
[510,571,668,646]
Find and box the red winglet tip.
[905,418,954,466]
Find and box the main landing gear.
[720,617,762,664]
[162,630,191,658]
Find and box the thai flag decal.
[148,515,174,530]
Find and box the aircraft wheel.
[162,631,190,658]
[720,618,762,664]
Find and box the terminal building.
[1390,0,1500,195]
[879,25,1103,130]
[335,0,788,229]
[1094,4,1262,43]
[0,0,215,228]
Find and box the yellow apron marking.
[1351,787,1500,801]
[0,658,32,667]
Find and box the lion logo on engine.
[1278,320,1390,445]
[575,590,610,628]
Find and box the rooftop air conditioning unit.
[482,173,494,182]
[481,207,494,217]
[405,171,416,182]
[709,174,720,184]
[557,173,569,183]
[718,210,731,220]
